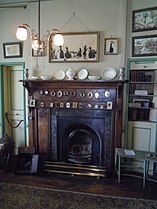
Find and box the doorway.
[0,62,27,154]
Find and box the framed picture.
[49,31,100,63]
[29,100,36,107]
[132,7,157,32]
[32,41,47,57]
[132,35,157,57]
[3,42,22,58]
[104,38,118,55]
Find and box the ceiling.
[0,0,53,9]
[0,0,52,5]
[0,0,31,3]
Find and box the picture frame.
[29,100,36,107]
[3,42,22,58]
[49,31,100,63]
[132,35,157,57]
[132,7,157,32]
[104,38,118,55]
[32,41,47,57]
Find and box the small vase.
[24,68,29,80]
[119,68,125,80]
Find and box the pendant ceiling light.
[16,0,64,50]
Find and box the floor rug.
[0,182,157,209]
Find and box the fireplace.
[51,109,113,170]
[21,80,125,176]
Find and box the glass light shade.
[53,33,64,46]
[16,26,27,41]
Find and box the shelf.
[27,105,122,111]
[130,82,155,84]
[130,70,155,83]
[128,120,156,123]
[129,94,156,97]
[129,106,157,110]
[20,79,127,84]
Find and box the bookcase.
[129,69,155,121]
[126,58,157,154]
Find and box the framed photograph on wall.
[32,48,46,57]
[3,42,22,58]
[132,35,157,57]
[104,38,118,55]
[32,41,47,57]
[132,7,157,32]
[49,31,100,63]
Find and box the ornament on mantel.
[119,68,125,80]
[24,68,29,80]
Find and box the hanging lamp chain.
[38,0,40,41]
[60,12,91,32]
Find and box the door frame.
[0,62,27,145]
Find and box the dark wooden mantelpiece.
[21,79,125,95]
[20,79,126,172]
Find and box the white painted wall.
[0,0,127,78]
[0,0,157,77]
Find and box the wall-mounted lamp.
[16,0,64,50]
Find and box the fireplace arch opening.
[60,123,102,166]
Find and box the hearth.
[21,80,125,176]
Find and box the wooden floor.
[0,170,157,201]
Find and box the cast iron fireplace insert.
[51,109,114,170]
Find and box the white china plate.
[54,70,65,80]
[101,68,117,80]
[78,69,88,80]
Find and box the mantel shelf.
[19,79,127,84]
[19,79,127,96]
